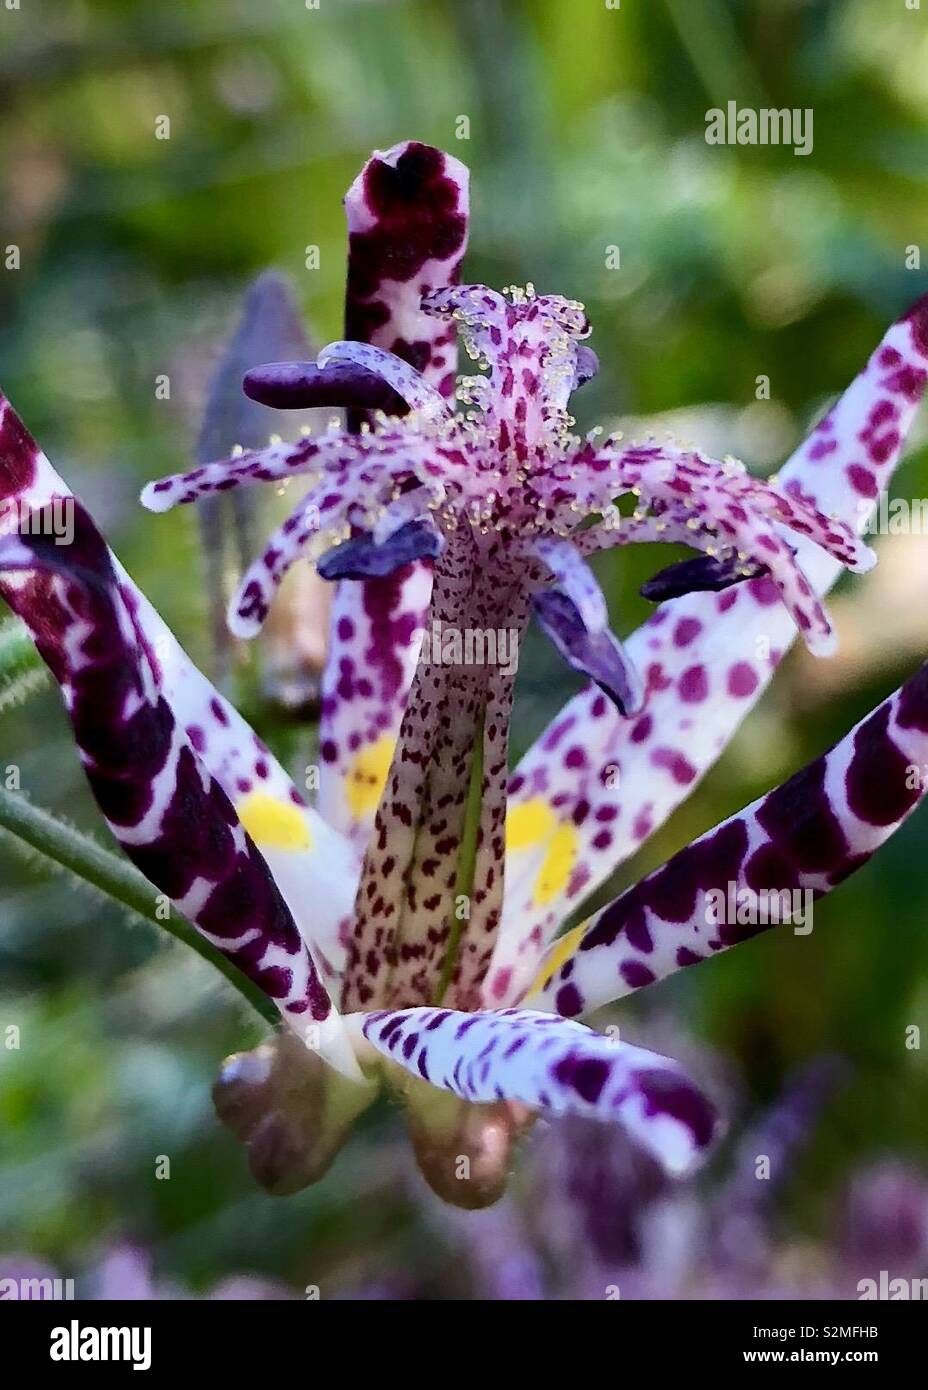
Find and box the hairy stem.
[0,788,278,1026]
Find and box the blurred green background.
[1,0,927,1297]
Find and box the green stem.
[0,788,278,1026]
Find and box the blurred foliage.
[1,0,927,1295]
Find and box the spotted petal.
[0,504,363,1076]
[1,392,359,986]
[489,295,928,1004]
[353,1006,718,1176]
[342,140,468,394]
[530,660,928,1019]
[316,141,468,848]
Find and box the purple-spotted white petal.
[354,1006,719,1176]
[489,295,928,1005]
[530,661,928,1018]
[0,392,358,987]
[0,501,361,1077]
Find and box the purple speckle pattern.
[361,1005,718,1176]
[6,138,928,1202]
[533,662,928,1018]
[316,142,470,848]
[491,294,928,1004]
[1,393,358,990]
[144,259,890,1018]
[343,527,530,1011]
[0,492,332,1024]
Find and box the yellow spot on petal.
[526,921,587,998]
[345,734,395,821]
[532,822,578,906]
[505,797,555,852]
[238,792,313,852]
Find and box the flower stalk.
[0,787,278,1025]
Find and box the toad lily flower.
[2,142,928,1208]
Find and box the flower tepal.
[7,139,928,1210]
[352,1006,718,1177]
[143,270,875,1016]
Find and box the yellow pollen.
[238,792,313,852]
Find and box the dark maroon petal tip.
[317,519,443,582]
[242,360,408,415]
[636,1068,719,1151]
[640,552,766,601]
